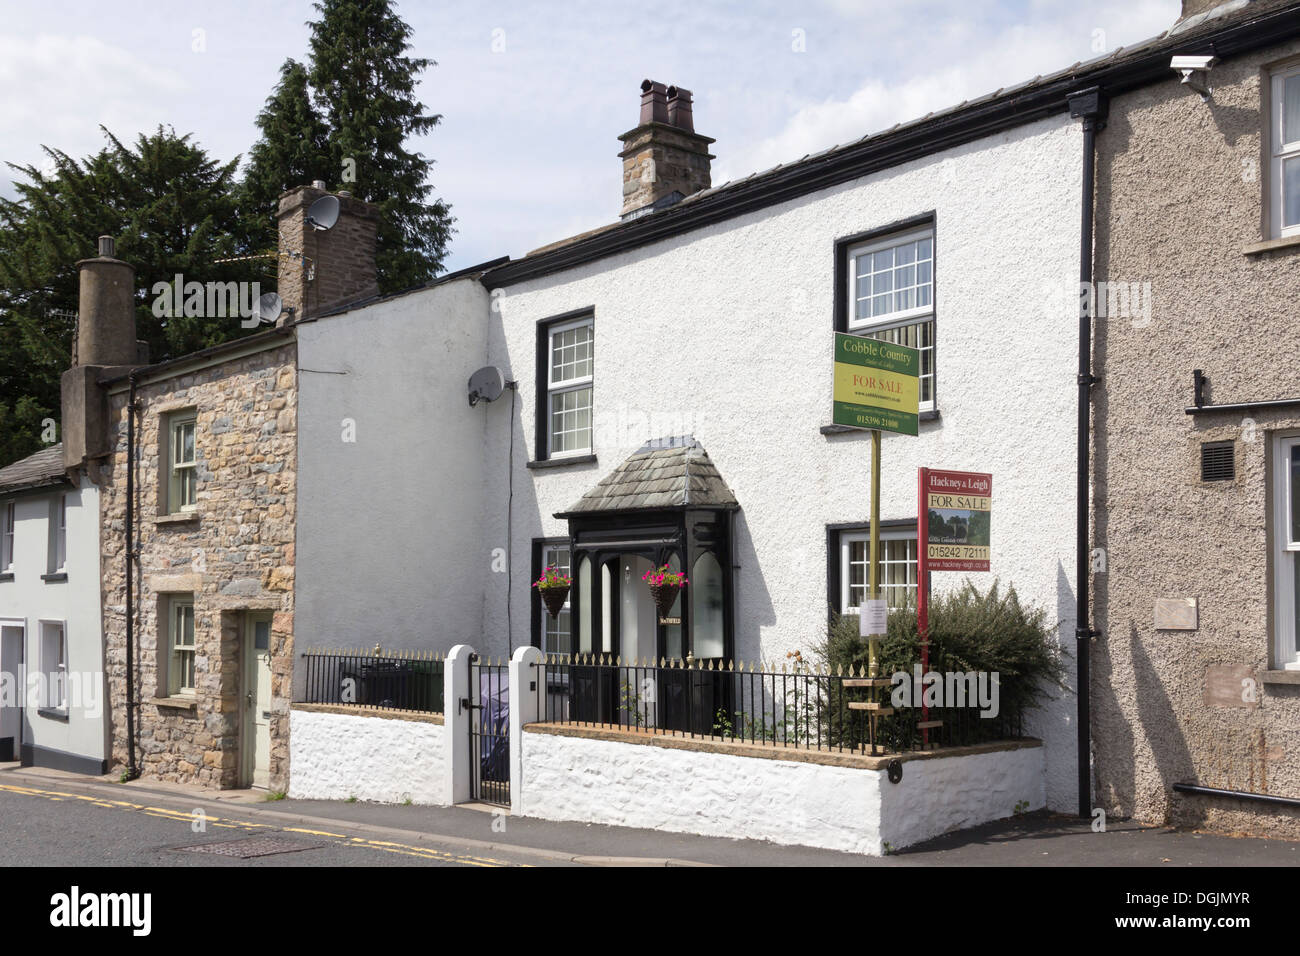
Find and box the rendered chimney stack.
[62,235,140,470]
[277,184,380,320]
[75,235,137,367]
[619,78,716,220]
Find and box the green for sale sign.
[831,333,921,436]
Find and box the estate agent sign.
[921,469,992,572]
[831,332,921,436]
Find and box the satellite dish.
[256,292,284,324]
[306,194,340,231]
[467,366,506,407]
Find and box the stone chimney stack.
[277,184,380,320]
[618,79,715,220]
[62,236,140,470]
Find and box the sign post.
[832,333,919,742]
[917,468,992,742]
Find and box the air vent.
[1200,441,1235,482]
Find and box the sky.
[0,0,1182,272]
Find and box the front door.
[241,612,273,789]
[0,623,23,762]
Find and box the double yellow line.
[0,783,514,867]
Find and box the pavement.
[2,762,1298,867]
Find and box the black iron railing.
[298,647,445,714]
[533,655,1023,755]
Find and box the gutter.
[1068,86,1108,819]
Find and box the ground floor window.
[38,620,67,714]
[836,525,918,614]
[1274,433,1300,669]
[168,596,196,695]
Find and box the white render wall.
[483,115,1084,811]
[294,277,491,688]
[0,475,108,767]
[289,708,448,804]
[518,730,1043,855]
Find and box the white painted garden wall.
[483,114,1084,812]
[517,729,1043,855]
[289,707,448,805]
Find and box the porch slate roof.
[560,437,738,514]
[0,443,67,494]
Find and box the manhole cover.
[172,836,324,859]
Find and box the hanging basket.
[647,583,682,618]
[540,585,570,620]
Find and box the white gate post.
[444,644,475,806]
[508,645,542,816]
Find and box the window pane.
[551,323,593,384]
[1290,445,1300,545]
[1285,73,1300,145]
[864,320,935,405]
[577,557,592,654]
[551,386,593,453]
[691,552,725,659]
[1285,156,1300,228]
[852,235,933,324]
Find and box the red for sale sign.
[920,469,991,572]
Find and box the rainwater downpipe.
[124,372,139,780]
[1069,86,1107,819]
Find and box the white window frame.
[1,501,14,572]
[846,227,936,411]
[167,412,198,514]
[839,527,919,615]
[49,495,66,573]
[1270,64,1300,239]
[38,619,68,715]
[538,542,573,658]
[1273,433,1300,669]
[168,596,197,696]
[545,316,594,458]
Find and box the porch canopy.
[555,435,739,662]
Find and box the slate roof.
[0,444,68,494]
[561,436,738,514]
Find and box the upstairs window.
[1,501,13,572]
[48,495,66,574]
[844,226,935,410]
[1271,64,1300,239]
[542,315,594,458]
[167,411,198,513]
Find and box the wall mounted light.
[1171,55,1217,101]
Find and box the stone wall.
[1092,40,1300,837]
[101,341,297,790]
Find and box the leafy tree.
[306,0,454,291]
[0,126,264,464]
[241,58,331,254]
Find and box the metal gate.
[467,655,510,806]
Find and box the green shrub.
[816,579,1064,749]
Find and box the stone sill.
[150,695,198,711]
[1262,669,1300,685]
[40,572,67,583]
[154,511,200,527]
[524,721,1040,770]
[1243,234,1300,256]
[0,572,12,583]
[36,708,69,722]
[821,409,941,436]
[527,454,597,471]
[292,702,444,725]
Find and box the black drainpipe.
[1068,86,1107,819]
[124,373,139,780]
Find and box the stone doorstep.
[524,721,1042,771]
[291,702,444,725]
